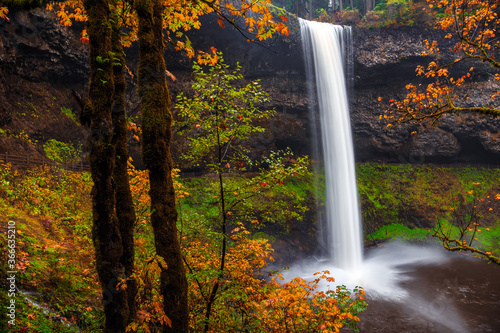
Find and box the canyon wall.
[1,10,499,165]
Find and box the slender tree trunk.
[204,124,227,332]
[110,5,137,323]
[136,0,189,331]
[366,0,375,12]
[83,0,129,331]
[365,0,371,13]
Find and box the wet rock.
[350,26,499,164]
[0,8,89,84]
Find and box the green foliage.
[0,294,82,332]
[43,139,81,164]
[175,52,313,235]
[0,164,101,331]
[3,129,37,145]
[358,163,500,258]
[61,106,77,122]
[357,163,403,232]
[370,223,430,241]
[315,0,434,27]
[176,52,274,170]
[477,224,500,251]
[179,152,312,234]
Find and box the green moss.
[370,223,430,241]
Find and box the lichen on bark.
[83,0,131,330]
[110,2,137,323]
[136,0,189,331]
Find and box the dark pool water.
[345,255,500,332]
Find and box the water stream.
[300,18,362,273]
[292,19,474,332]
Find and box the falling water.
[300,19,362,272]
[291,20,468,331]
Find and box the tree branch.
[433,232,500,265]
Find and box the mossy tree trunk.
[136,0,189,331]
[83,0,130,330]
[110,5,137,323]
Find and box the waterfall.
[289,24,458,329]
[300,19,362,272]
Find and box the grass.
[60,106,77,122]
[369,223,431,242]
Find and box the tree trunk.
[110,5,137,323]
[83,0,129,331]
[365,0,371,12]
[204,124,227,332]
[136,0,189,331]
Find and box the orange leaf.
[217,17,225,28]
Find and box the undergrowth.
[1,162,498,331]
[357,163,500,256]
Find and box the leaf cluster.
[380,0,500,125]
[183,225,367,332]
[176,53,274,171]
[39,0,289,60]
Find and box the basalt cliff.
[1,10,499,166]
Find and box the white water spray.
[300,19,362,272]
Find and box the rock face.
[169,19,500,165]
[0,8,89,158]
[0,9,88,83]
[0,10,498,165]
[351,26,500,164]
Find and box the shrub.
[336,9,362,26]
[43,139,80,164]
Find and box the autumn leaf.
[165,69,177,81]
[137,310,150,323]
[0,6,9,20]
[217,17,225,28]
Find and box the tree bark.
[366,0,375,12]
[83,0,130,330]
[110,5,137,323]
[136,0,189,331]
